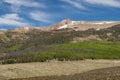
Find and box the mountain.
[0,19,120,44]
[49,18,72,30]
[0,20,120,64]
[49,19,120,31]
[4,19,120,32]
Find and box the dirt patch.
[0,60,119,80]
[72,35,101,42]
[11,67,120,80]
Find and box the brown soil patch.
[11,67,120,80]
[0,60,119,80]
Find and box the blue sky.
[0,0,120,29]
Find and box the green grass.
[1,41,120,64]
[4,45,22,52]
[54,41,120,59]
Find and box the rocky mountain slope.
[0,23,120,51]
[0,20,120,64]
[49,19,120,31]
[0,19,120,44]
[4,19,120,32]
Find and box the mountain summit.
[49,18,72,30]
[49,19,120,31]
[3,19,120,32]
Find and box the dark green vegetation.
[0,24,120,64]
[1,41,120,64]
[11,67,120,80]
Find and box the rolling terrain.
[0,20,120,64]
[0,19,120,80]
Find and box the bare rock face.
[15,27,30,31]
[60,18,72,25]
[49,18,72,30]
[8,27,31,33]
[49,19,120,31]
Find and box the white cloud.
[2,14,23,20]
[0,14,29,26]
[3,0,46,12]
[3,0,46,8]
[61,0,86,9]
[29,11,51,23]
[85,0,120,8]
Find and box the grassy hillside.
[0,24,120,64]
[0,41,120,64]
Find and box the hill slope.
[0,22,120,64]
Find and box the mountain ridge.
[1,19,120,32]
[0,23,120,64]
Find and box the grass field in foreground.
[1,41,120,64]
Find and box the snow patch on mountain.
[71,21,76,25]
[92,21,116,25]
[57,21,76,29]
[57,24,68,29]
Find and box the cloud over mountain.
[0,14,29,26]
[29,11,51,23]
[0,0,120,29]
[61,0,86,9]
[85,0,120,8]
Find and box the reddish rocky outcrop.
[49,18,72,30]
